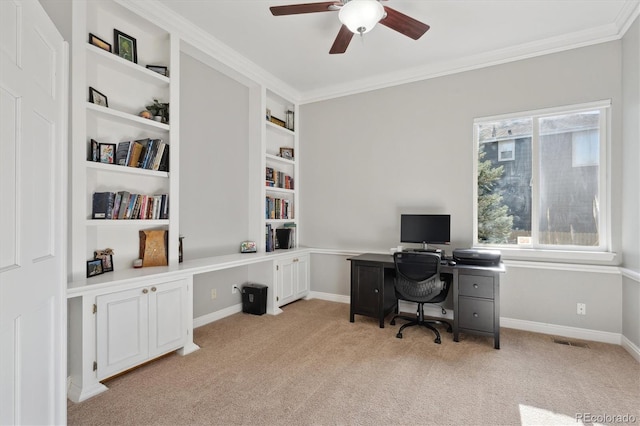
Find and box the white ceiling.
[155,0,639,103]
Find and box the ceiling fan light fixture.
[338,0,385,35]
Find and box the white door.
[0,0,67,424]
[149,279,187,357]
[295,255,309,297]
[96,288,149,380]
[277,259,296,306]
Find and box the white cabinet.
[275,254,309,307]
[96,278,187,380]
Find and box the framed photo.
[86,259,103,278]
[114,29,137,63]
[88,33,111,52]
[146,65,168,76]
[89,87,108,107]
[99,143,116,164]
[95,254,113,272]
[89,139,99,162]
[280,147,294,160]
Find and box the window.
[474,101,610,252]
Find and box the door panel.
[0,1,66,424]
[150,280,187,356]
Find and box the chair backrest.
[393,251,449,303]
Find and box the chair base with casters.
[390,304,452,343]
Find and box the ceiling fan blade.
[379,6,430,40]
[270,2,340,16]
[329,24,354,54]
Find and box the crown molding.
[115,0,303,103]
[299,18,630,104]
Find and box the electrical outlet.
[210,289,217,300]
[577,303,586,315]
[232,285,239,294]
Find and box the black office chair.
[390,251,452,343]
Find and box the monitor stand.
[413,243,441,253]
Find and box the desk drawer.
[458,297,494,332]
[458,274,494,298]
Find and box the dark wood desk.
[347,253,505,349]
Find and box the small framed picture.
[89,87,108,107]
[89,139,99,162]
[146,65,168,76]
[280,147,294,160]
[99,143,116,164]
[88,33,111,52]
[95,254,113,272]
[114,29,137,63]
[86,259,103,278]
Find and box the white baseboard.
[308,291,350,304]
[500,317,621,345]
[193,303,242,328]
[622,335,640,362]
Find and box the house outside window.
[474,101,610,252]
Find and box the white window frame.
[472,100,615,263]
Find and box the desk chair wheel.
[390,318,396,326]
[396,332,403,338]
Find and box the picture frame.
[88,33,111,52]
[146,65,168,76]
[89,87,108,107]
[86,259,103,278]
[114,29,137,63]
[89,139,99,162]
[96,254,113,272]
[99,143,116,164]
[240,241,257,253]
[280,147,294,160]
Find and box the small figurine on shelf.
[145,99,169,124]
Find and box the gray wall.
[621,16,640,348]
[179,52,250,315]
[301,41,630,335]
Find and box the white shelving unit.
[70,0,179,281]
[262,89,299,252]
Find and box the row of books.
[117,138,169,171]
[92,191,169,220]
[265,223,296,252]
[89,138,169,172]
[265,167,293,189]
[265,196,292,220]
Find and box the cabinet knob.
[473,312,479,318]
[142,288,148,294]
[473,283,479,289]
[151,287,157,292]
[374,289,379,293]
[293,258,298,262]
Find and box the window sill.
[475,247,619,266]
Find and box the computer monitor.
[400,214,451,250]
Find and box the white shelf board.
[86,43,170,86]
[86,102,170,131]
[86,161,169,178]
[85,219,170,227]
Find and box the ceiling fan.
[270,0,430,54]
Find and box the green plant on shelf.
[145,99,169,123]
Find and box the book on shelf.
[158,144,169,172]
[151,141,166,171]
[265,196,292,219]
[265,223,274,252]
[92,192,115,219]
[115,141,131,166]
[265,167,293,189]
[127,140,144,167]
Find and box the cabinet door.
[149,279,187,357]
[276,258,296,306]
[351,263,382,318]
[96,288,149,380]
[295,255,310,297]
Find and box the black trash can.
[242,283,267,315]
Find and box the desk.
[347,253,505,349]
